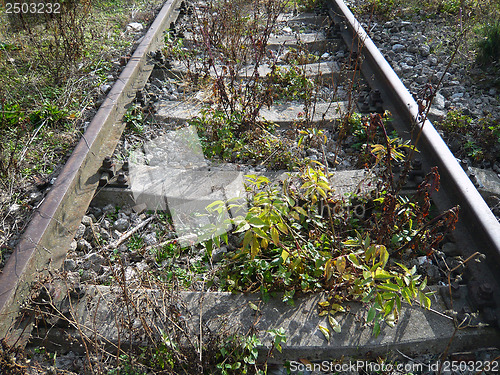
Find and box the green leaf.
[419,277,428,291]
[378,283,399,292]
[318,324,330,341]
[251,237,260,258]
[348,253,360,267]
[336,257,346,274]
[384,300,394,316]
[329,303,345,313]
[317,187,327,199]
[419,291,431,309]
[294,206,308,216]
[373,320,381,337]
[243,231,253,249]
[367,306,377,323]
[206,239,213,258]
[374,269,393,280]
[248,216,266,228]
[329,315,342,333]
[401,288,412,305]
[271,226,279,245]
[395,295,402,313]
[253,227,269,240]
[249,302,259,311]
[235,221,250,233]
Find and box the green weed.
[476,20,500,64]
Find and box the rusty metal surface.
[0,0,182,345]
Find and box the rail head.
[0,0,183,346]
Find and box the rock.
[212,246,228,263]
[103,204,115,216]
[124,267,137,282]
[84,253,106,272]
[133,203,148,214]
[392,44,405,52]
[9,203,20,213]
[69,240,77,252]
[489,88,497,96]
[433,93,446,110]
[306,148,319,156]
[142,233,157,246]
[80,269,97,282]
[101,219,110,230]
[427,56,438,65]
[113,218,130,232]
[427,107,447,123]
[77,239,92,253]
[81,215,93,226]
[74,224,86,240]
[99,230,110,242]
[64,259,77,272]
[422,262,441,284]
[127,22,144,32]
[99,84,112,95]
[420,44,430,56]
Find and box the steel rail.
[0,0,182,345]
[326,0,500,272]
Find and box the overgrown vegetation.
[436,109,500,162]
[0,0,475,372]
[0,0,164,264]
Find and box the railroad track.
[1,0,499,369]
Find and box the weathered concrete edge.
[31,287,499,360]
[0,0,182,345]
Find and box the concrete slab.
[267,33,333,53]
[278,13,331,28]
[160,60,344,85]
[155,101,348,127]
[182,32,337,53]
[31,286,499,360]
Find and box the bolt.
[478,283,494,300]
[117,172,128,185]
[370,89,382,104]
[469,172,478,186]
[360,98,370,112]
[412,158,422,170]
[460,159,469,171]
[102,156,113,169]
[99,173,109,187]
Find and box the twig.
[102,216,154,251]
